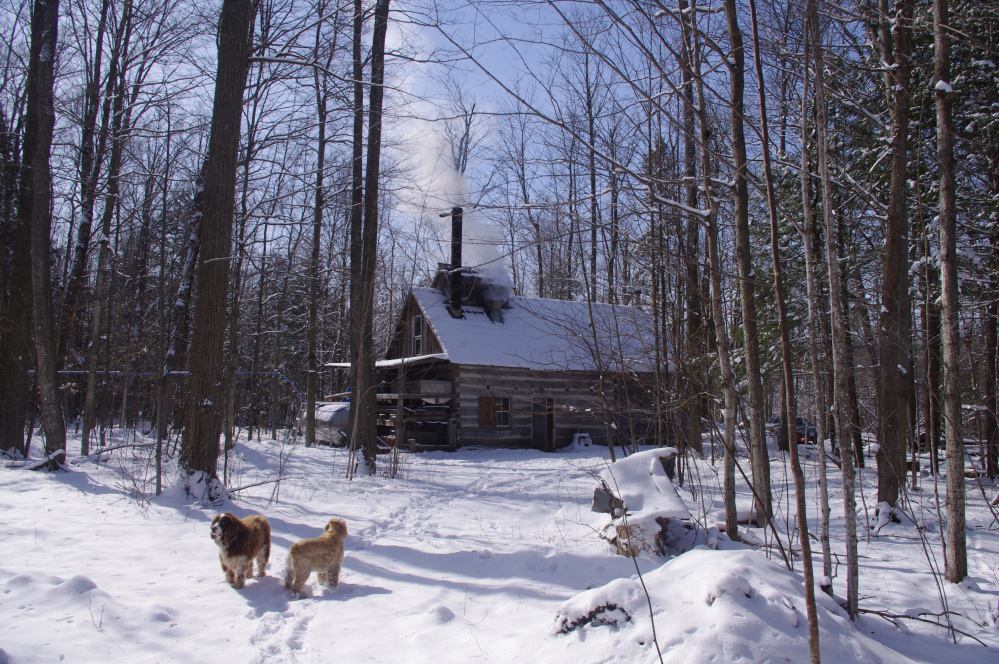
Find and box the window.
[412,314,423,356]
[495,397,511,427]
[478,396,510,428]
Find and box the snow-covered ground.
[1,430,996,663]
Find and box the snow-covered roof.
[411,286,658,372]
[327,353,448,369]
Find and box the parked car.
[795,417,817,445]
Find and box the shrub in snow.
[553,582,633,634]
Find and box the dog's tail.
[326,518,348,539]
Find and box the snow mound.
[553,548,913,663]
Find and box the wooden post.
[394,359,406,475]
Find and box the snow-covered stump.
[590,448,692,558]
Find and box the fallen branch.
[858,608,989,647]
[229,477,303,493]
[88,442,157,456]
[26,450,66,471]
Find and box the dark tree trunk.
[985,236,998,479]
[347,0,365,469]
[678,0,701,468]
[306,5,332,448]
[82,7,134,454]
[353,0,390,473]
[724,0,771,525]
[876,0,914,509]
[181,0,255,488]
[27,0,66,458]
[0,107,31,457]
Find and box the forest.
[0,0,997,649]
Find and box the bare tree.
[805,1,860,620]
[876,0,915,511]
[0,101,31,458]
[721,0,771,527]
[349,0,390,474]
[181,0,257,490]
[934,0,966,584]
[26,0,66,461]
[746,0,819,656]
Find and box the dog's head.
[322,518,348,540]
[211,513,237,546]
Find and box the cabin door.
[532,399,554,452]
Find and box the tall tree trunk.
[306,6,331,448]
[27,0,66,459]
[82,9,133,454]
[799,39,833,593]
[180,0,255,489]
[347,0,365,471]
[678,0,700,470]
[806,5,860,620]
[122,174,155,429]
[155,116,173,495]
[584,49,598,304]
[985,235,998,479]
[934,0,966,584]
[746,0,819,656]
[0,108,31,457]
[724,0,771,526]
[687,6,735,536]
[247,222,268,442]
[876,0,914,509]
[353,0,390,473]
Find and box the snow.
[935,80,954,94]
[1,430,997,663]
[553,548,912,663]
[412,287,657,372]
[598,448,690,521]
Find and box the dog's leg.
[284,561,296,591]
[294,568,311,596]
[329,563,341,587]
[255,546,268,577]
[221,557,235,585]
[317,571,328,585]
[260,540,270,576]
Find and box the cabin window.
[495,397,511,427]
[478,396,510,428]
[412,314,423,356]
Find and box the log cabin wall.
[453,365,609,448]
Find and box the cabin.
[371,212,659,451]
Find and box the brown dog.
[210,512,271,589]
[284,518,348,596]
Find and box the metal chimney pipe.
[450,206,463,269]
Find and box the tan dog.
[210,512,271,589]
[284,518,348,596]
